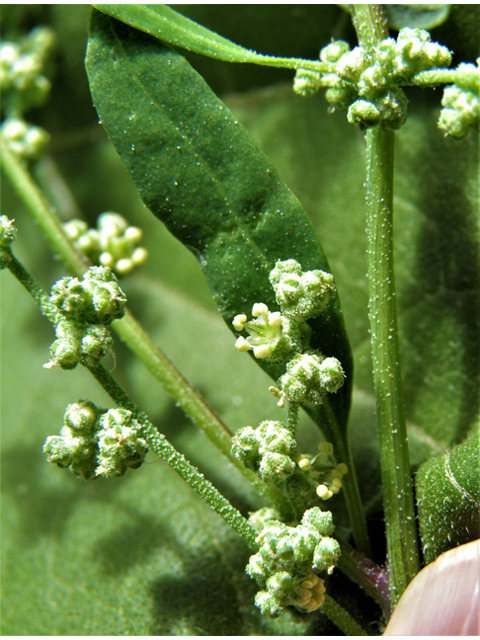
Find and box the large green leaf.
[415,431,480,565]
[85,10,353,433]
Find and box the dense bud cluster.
[231,420,297,486]
[278,351,345,408]
[246,507,340,616]
[46,266,127,369]
[43,400,148,479]
[63,212,148,276]
[1,27,54,162]
[269,259,336,322]
[0,26,54,117]
[1,117,50,163]
[438,60,480,139]
[294,28,452,130]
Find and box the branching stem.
[0,136,291,518]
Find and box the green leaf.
[85,10,353,433]
[92,4,323,71]
[415,431,480,565]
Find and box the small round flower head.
[233,303,301,362]
[231,420,297,486]
[64,213,148,276]
[438,60,480,139]
[64,400,101,435]
[279,351,345,407]
[269,259,336,321]
[1,117,50,162]
[246,507,340,616]
[293,68,323,97]
[82,266,127,324]
[96,409,148,477]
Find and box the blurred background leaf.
[1,3,479,635]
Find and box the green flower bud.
[320,40,350,65]
[293,68,323,97]
[96,409,148,477]
[438,61,480,139]
[81,324,113,362]
[269,259,336,321]
[64,400,101,434]
[279,351,345,407]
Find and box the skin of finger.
[384,539,480,635]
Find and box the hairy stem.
[85,360,259,550]
[351,4,421,605]
[323,594,369,636]
[0,137,291,517]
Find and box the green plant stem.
[351,4,421,606]
[322,594,368,636]
[85,359,260,550]
[2,249,58,324]
[0,137,291,518]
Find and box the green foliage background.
[1,5,479,635]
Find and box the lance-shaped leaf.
[92,4,325,71]
[416,431,480,565]
[85,10,353,434]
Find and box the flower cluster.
[63,212,148,276]
[231,420,297,486]
[233,259,337,365]
[233,302,302,362]
[438,60,480,139]
[246,507,340,617]
[1,26,54,162]
[45,266,127,369]
[269,259,336,322]
[0,26,54,117]
[294,28,452,130]
[43,400,148,479]
[1,117,49,163]
[274,351,345,408]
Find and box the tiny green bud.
[64,400,100,434]
[320,40,350,64]
[269,259,336,321]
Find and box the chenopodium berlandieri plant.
[231,259,346,616]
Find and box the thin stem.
[0,137,292,517]
[3,249,58,324]
[322,594,369,636]
[85,359,259,550]
[351,4,421,606]
[337,538,390,618]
